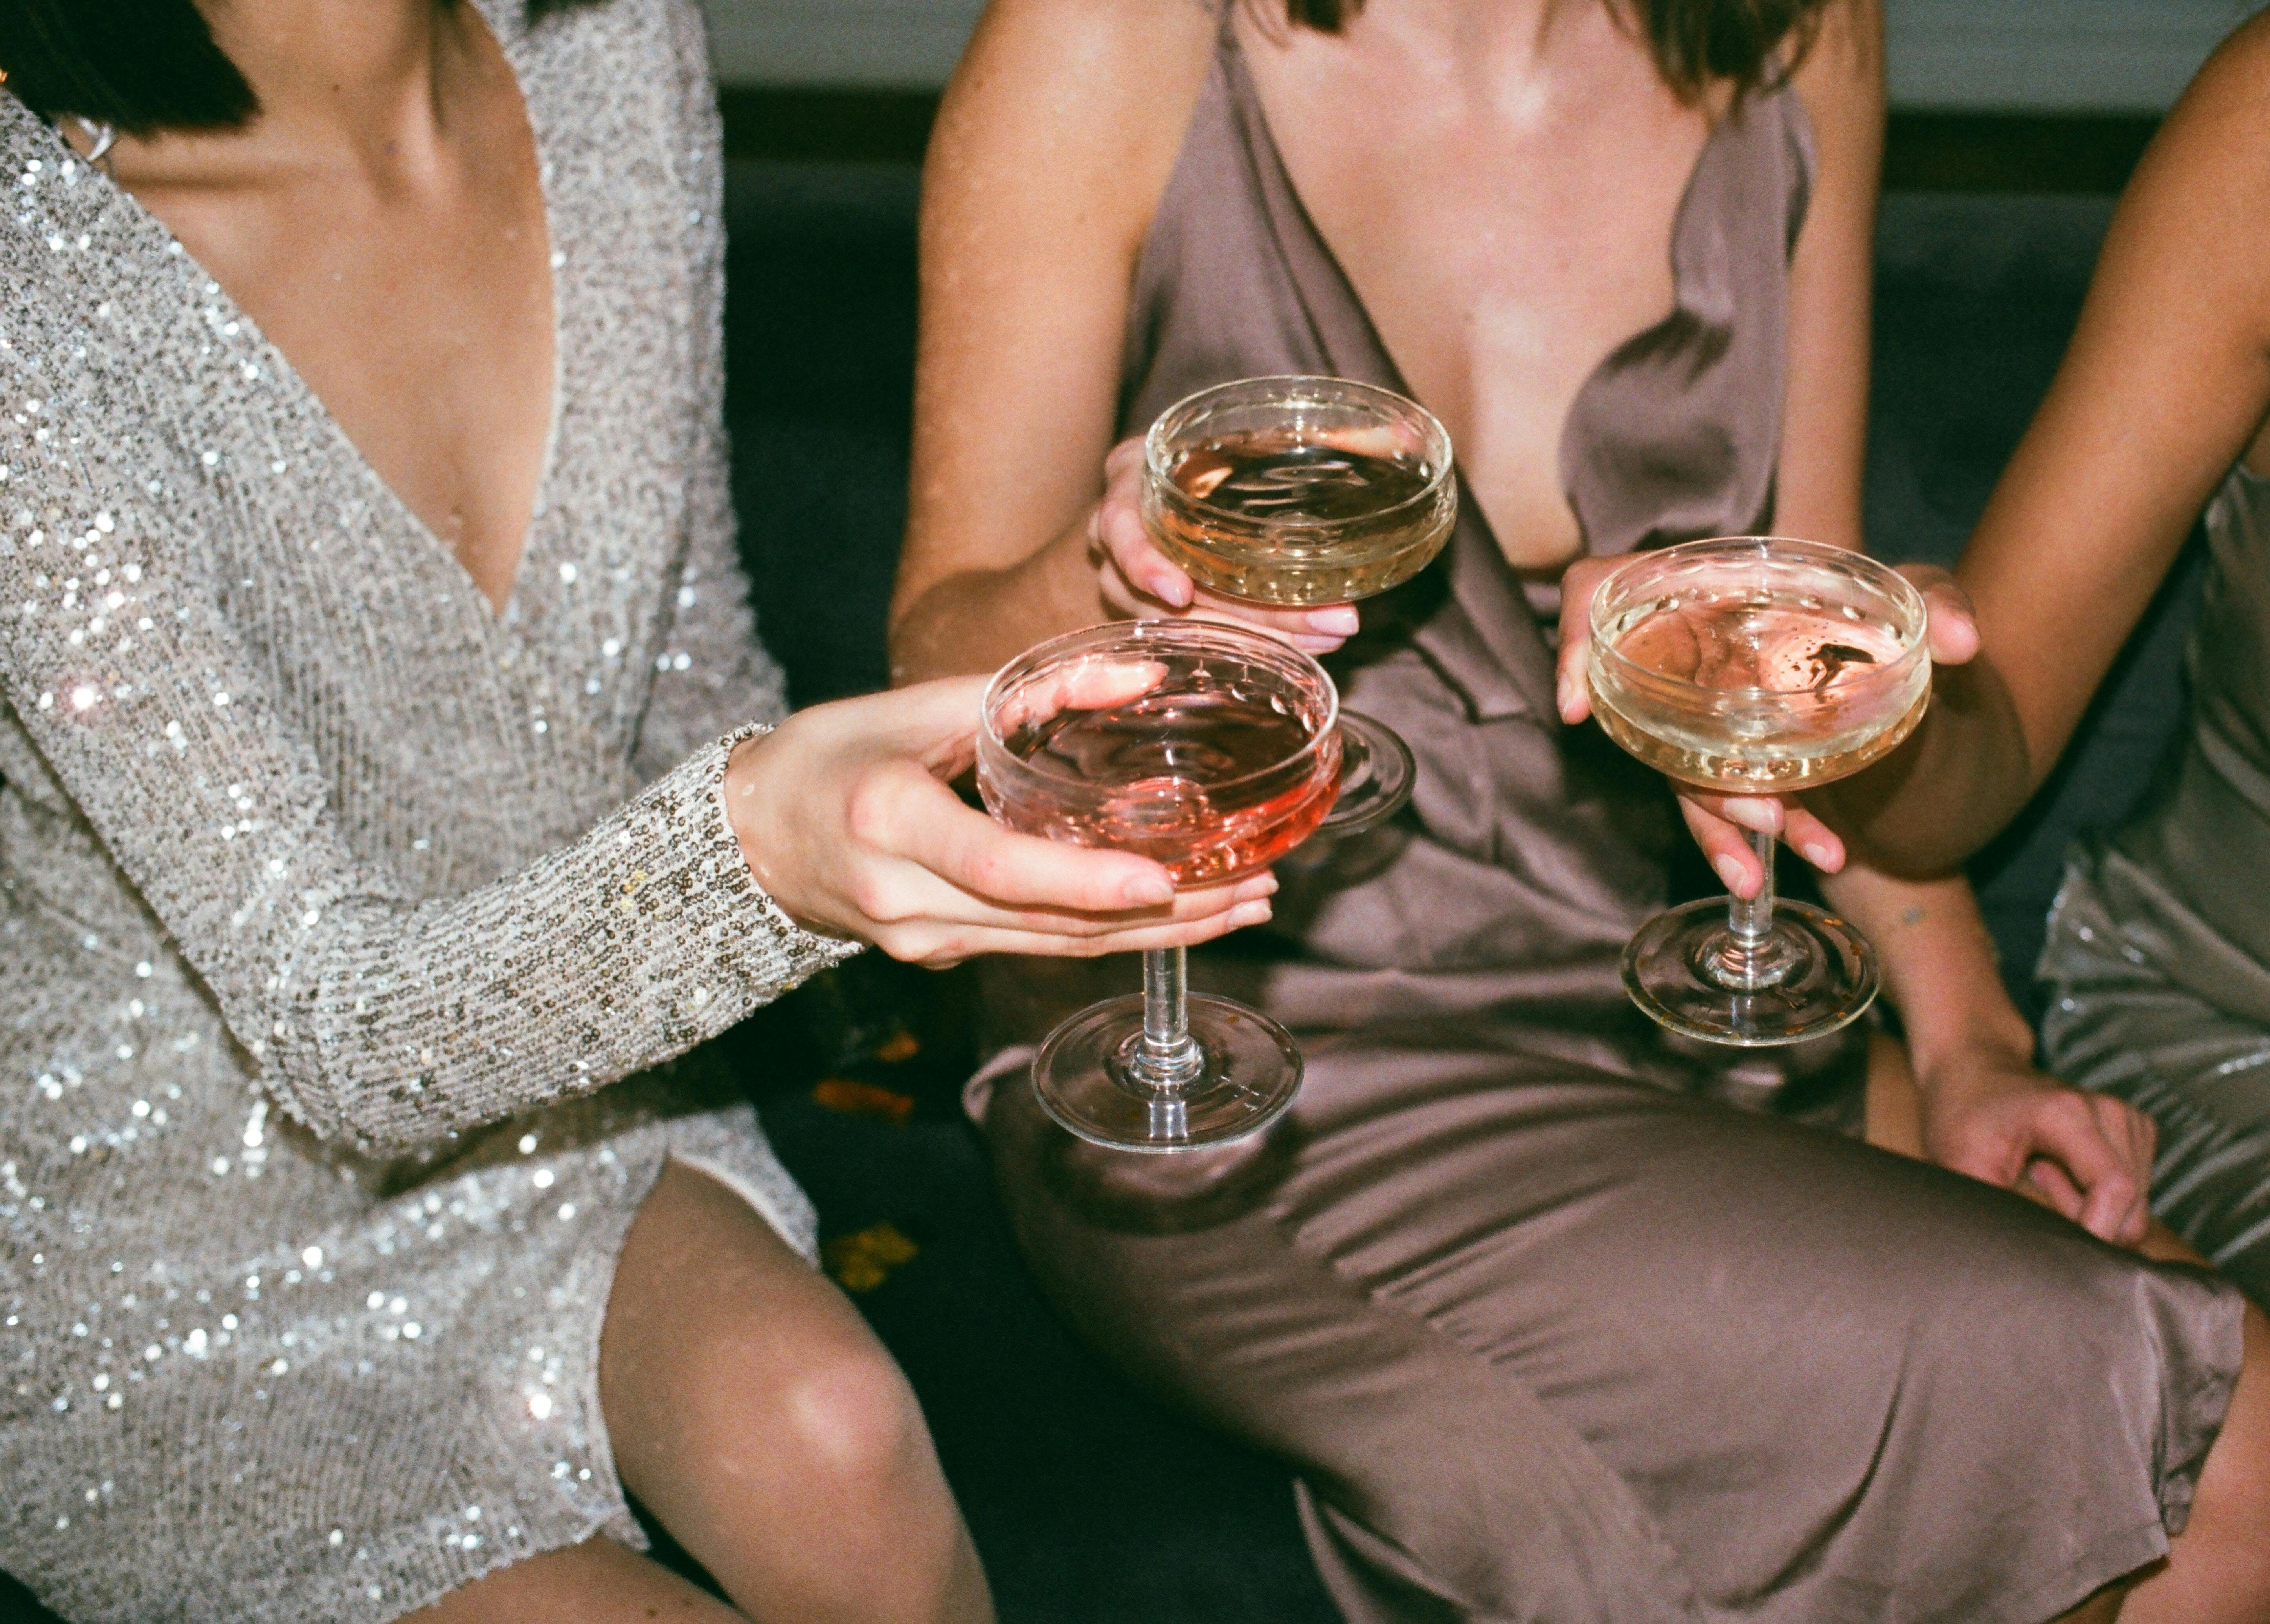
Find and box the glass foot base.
[1033,993,1303,1152]
[1318,709,1416,838]
[1622,897,1880,1047]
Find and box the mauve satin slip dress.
[963,20,2247,1624]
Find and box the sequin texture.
[0,3,853,1619]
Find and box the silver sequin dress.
[0,3,859,1619]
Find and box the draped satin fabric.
[969,23,2247,1622]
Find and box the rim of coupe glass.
[1143,375,1455,533]
[979,619,1341,797]
[1587,536,1929,705]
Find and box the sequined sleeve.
[0,374,855,1155]
[630,0,796,783]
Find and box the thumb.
[876,673,992,761]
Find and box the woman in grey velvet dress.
[0,2,1266,1620]
[894,1,2270,1620]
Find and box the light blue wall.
[699,0,2261,110]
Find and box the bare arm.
[1825,14,2270,871]
[888,0,1215,686]
[1772,0,1882,554]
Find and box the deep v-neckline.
[1223,29,1744,564]
[74,0,562,628]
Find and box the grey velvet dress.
[2043,465,2270,1307]
[0,2,856,1619]
[967,24,2248,1624]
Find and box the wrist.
[1907,1003,2039,1106]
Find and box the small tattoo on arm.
[1899,906,1927,927]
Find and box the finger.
[991,656,1167,738]
[1780,803,1847,873]
[1896,564,1980,666]
[1186,591,1358,648]
[839,674,992,773]
[1679,795,1768,899]
[887,895,1276,967]
[2028,1100,2140,1243]
[2095,1097,2158,1245]
[1555,559,1617,724]
[1093,491,1195,610]
[2022,1158,2089,1223]
[887,784,1189,910]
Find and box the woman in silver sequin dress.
[0,2,1273,1620]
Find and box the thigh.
[399,1535,744,1624]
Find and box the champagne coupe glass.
[1586,537,1931,1046]
[978,620,1343,1150]
[1142,376,1457,836]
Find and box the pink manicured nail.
[1721,798,1782,833]
[1155,574,1193,609]
[1800,842,1836,868]
[1228,900,1273,929]
[1305,606,1359,635]
[1713,855,1749,895]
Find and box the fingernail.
[1305,607,1359,635]
[1713,855,1748,895]
[1293,635,1345,653]
[1228,900,1273,928]
[1556,676,1578,719]
[1123,873,1176,908]
[1156,575,1192,609]
[1234,873,1279,900]
[1800,841,1836,868]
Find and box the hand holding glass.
[978,620,1342,1150]
[1586,537,1931,1045]
[1140,376,1455,834]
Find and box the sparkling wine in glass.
[1586,536,1931,1046]
[1141,376,1457,835]
[979,620,1343,1149]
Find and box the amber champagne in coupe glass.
[1586,537,1931,1045]
[978,620,1343,1150]
[1142,377,1456,835]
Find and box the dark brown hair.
[1283,0,1831,99]
[0,0,602,136]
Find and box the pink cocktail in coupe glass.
[978,620,1343,1150]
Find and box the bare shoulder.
[924,0,1216,256]
[2095,12,2270,348]
[2147,10,2270,204]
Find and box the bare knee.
[757,1336,929,1495]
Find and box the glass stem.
[1727,827,1777,947]
[1132,947,1206,1092]
[1710,827,1796,993]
